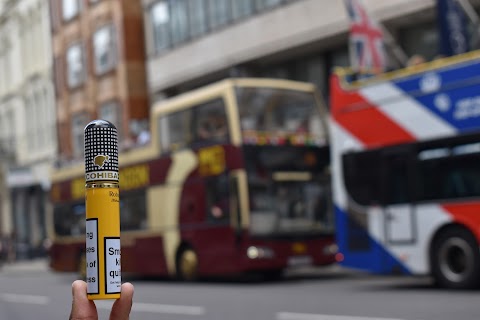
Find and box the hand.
[69,280,134,320]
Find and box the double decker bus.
[330,52,480,289]
[48,78,336,280]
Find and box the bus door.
[202,171,244,250]
[228,170,248,242]
[381,149,417,244]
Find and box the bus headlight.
[247,246,274,259]
[322,243,338,255]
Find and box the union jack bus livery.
[330,52,480,289]
[48,78,337,280]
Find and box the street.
[0,261,479,320]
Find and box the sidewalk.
[1,258,49,273]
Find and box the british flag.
[344,0,386,73]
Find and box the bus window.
[120,191,147,231]
[205,174,230,222]
[342,150,382,206]
[158,109,191,152]
[418,144,480,201]
[53,203,85,236]
[244,146,333,236]
[237,87,325,142]
[384,154,410,205]
[193,99,228,144]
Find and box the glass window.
[330,46,349,69]
[399,22,439,61]
[305,56,327,99]
[207,0,231,30]
[157,109,190,152]
[54,203,85,236]
[120,191,147,230]
[93,24,117,75]
[170,0,189,45]
[150,1,171,53]
[62,0,80,21]
[205,174,230,222]
[255,0,283,11]
[188,0,208,38]
[66,43,86,88]
[71,112,88,158]
[236,87,326,144]
[245,146,333,236]
[418,143,480,201]
[193,99,229,144]
[99,101,122,141]
[385,155,410,205]
[232,0,254,20]
[342,150,382,206]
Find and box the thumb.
[69,280,98,320]
[109,283,134,320]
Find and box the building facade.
[141,0,480,102]
[0,0,56,260]
[50,0,149,165]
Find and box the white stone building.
[0,0,56,260]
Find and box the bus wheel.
[176,247,198,281]
[78,252,87,280]
[431,227,480,289]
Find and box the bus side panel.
[49,242,84,272]
[128,236,168,276]
[179,176,242,276]
[441,202,480,242]
[335,205,410,275]
[185,226,240,276]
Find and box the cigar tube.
[84,120,121,300]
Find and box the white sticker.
[105,238,121,294]
[86,219,99,294]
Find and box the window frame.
[150,0,171,54]
[169,0,190,46]
[93,24,117,75]
[99,100,122,141]
[66,42,86,89]
[71,112,89,158]
[343,132,480,206]
[62,0,81,22]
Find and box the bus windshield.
[236,87,326,145]
[244,145,332,237]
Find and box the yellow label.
[86,187,121,300]
[198,146,225,176]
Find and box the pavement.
[1,258,49,273]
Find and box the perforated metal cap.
[84,119,119,183]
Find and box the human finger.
[69,280,98,320]
[109,282,134,320]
